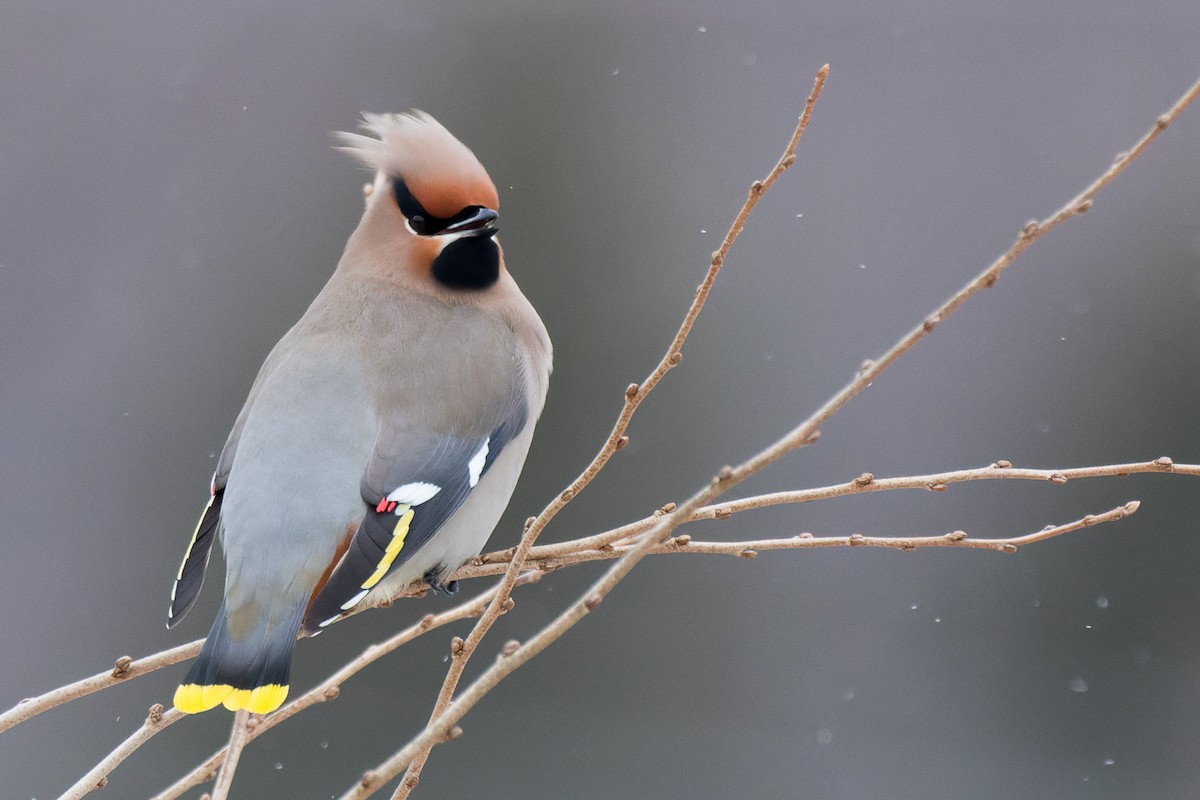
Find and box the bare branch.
[465,457,1195,572]
[0,640,201,734]
[210,710,251,800]
[639,500,1140,556]
[688,458,1191,517]
[57,704,183,800]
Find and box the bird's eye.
[392,177,428,231]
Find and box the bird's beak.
[443,207,499,237]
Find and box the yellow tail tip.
[174,683,288,714]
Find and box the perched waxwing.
[167,112,552,715]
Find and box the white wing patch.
[340,589,371,611]
[387,481,442,506]
[468,439,489,488]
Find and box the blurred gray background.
[3,1,1200,798]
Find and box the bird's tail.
[173,599,305,714]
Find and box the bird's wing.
[303,394,529,632]
[167,423,245,628]
[166,480,223,628]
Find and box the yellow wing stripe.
[174,682,289,714]
[361,506,414,590]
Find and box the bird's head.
[337,111,504,290]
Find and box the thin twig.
[684,458,1191,519]
[56,705,183,800]
[0,640,201,733]
[210,709,251,800]
[341,72,1200,797]
[464,457,1194,571]
[382,60,835,800]
[586,500,1142,558]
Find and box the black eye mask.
[392,177,497,237]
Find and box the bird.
[166,111,552,715]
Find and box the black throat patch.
[432,237,501,289]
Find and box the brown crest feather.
[336,111,499,218]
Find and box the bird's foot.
[424,568,459,597]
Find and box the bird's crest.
[336,111,499,218]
